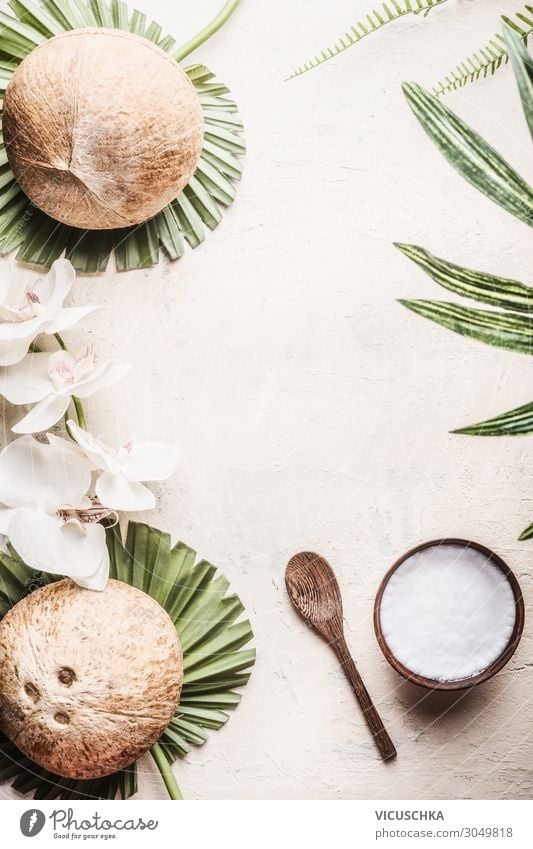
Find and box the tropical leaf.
[519,519,533,539]
[287,0,448,80]
[0,521,255,800]
[433,5,533,96]
[402,82,533,227]
[454,400,533,435]
[503,19,533,138]
[399,299,533,354]
[395,243,533,312]
[0,1,244,272]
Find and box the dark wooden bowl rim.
[373,538,525,691]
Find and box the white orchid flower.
[0,345,131,434]
[68,420,183,511]
[0,259,98,367]
[0,434,111,590]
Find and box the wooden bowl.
[373,538,525,691]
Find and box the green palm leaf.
[287,0,448,80]
[503,20,533,138]
[0,0,244,272]
[433,6,533,96]
[453,400,533,436]
[519,520,533,540]
[399,299,533,354]
[0,521,255,800]
[402,82,533,227]
[395,243,533,312]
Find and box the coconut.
[2,28,204,230]
[0,578,183,779]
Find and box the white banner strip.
[2,799,532,849]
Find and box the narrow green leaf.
[185,64,215,83]
[433,5,533,96]
[15,213,72,267]
[399,299,533,353]
[176,705,228,729]
[144,20,162,42]
[153,206,185,261]
[287,0,448,79]
[454,400,533,435]
[402,82,533,227]
[66,229,113,274]
[145,527,172,598]
[7,0,62,36]
[174,195,206,248]
[179,594,244,653]
[168,559,216,623]
[179,690,241,709]
[183,648,256,684]
[519,520,533,540]
[181,672,251,696]
[395,243,533,312]
[503,20,533,139]
[89,0,113,27]
[185,176,222,229]
[185,623,254,664]
[114,221,159,271]
[128,8,146,35]
[110,0,128,29]
[40,0,88,29]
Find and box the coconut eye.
[58,668,76,686]
[24,682,39,703]
[53,712,70,725]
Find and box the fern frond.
[433,5,533,96]
[287,0,449,80]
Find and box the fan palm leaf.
[0,521,255,800]
[0,0,244,271]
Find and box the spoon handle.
[334,636,397,762]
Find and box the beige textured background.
[1,0,532,800]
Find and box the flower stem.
[72,396,87,430]
[54,332,67,351]
[174,0,240,63]
[150,743,183,800]
[54,332,87,431]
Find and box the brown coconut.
[2,28,204,229]
[0,579,183,779]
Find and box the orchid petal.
[0,435,91,511]
[12,394,70,434]
[124,440,183,482]
[46,430,97,469]
[0,334,36,366]
[33,259,75,316]
[7,508,109,590]
[95,472,156,511]
[0,315,41,341]
[0,505,17,535]
[0,352,52,404]
[0,274,10,306]
[66,420,117,473]
[72,360,131,399]
[42,304,100,335]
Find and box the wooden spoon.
[285,551,397,762]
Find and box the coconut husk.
[3,28,204,230]
[0,578,183,779]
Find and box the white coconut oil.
[379,543,516,682]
